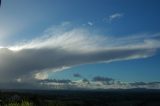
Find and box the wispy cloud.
[104,13,123,23]
[0,25,160,88]
[109,13,123,21]
[87,22,94,26]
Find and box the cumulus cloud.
[0,26,160,88]
[129,82,160,89]
[39,77,160,90]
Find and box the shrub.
[5,100,33,106]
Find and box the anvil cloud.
[0,27,160,85]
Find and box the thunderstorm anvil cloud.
[0,28,160,83]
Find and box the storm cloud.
[0,27,160,86]
[92,76,114,85]
[73,73,82,78]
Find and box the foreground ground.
[0,89,160,106]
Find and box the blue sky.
[0,0,160,89]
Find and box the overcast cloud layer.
[0,26,160,87]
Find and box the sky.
[0,0,160,89]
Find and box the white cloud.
[88,22,94,26]
[0,26,160,88]
[104,13,124,22]
[40,79,160,90]
[35,72,48,80]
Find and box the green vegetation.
[5,100,33,106]
[1,89,160,106]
